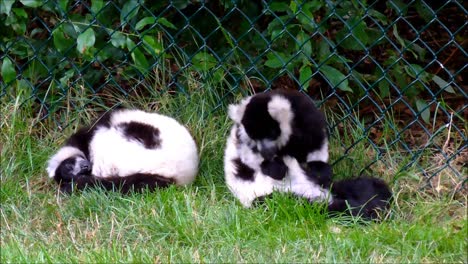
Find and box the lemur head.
[55,156,91,182]
[228,91,294,160]
[47,146,91,182]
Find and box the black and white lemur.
[224,89,392,219]
[46,108,199,193]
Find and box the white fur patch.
[267,95,293,147]
[71,156,90,176]
[89,109,199,186]
[224,126,275,207]
[258,139,276,152]
[46,146,85,178]
[306,137,329,163]
[282,156,332,203]
[228,97,251,123]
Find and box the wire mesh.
[1,0,466,192]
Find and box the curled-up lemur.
[225,89,392,219]
[47,108,199,193]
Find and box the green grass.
[1,84,466,263]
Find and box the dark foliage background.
[1,0,466,192]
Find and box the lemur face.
[228,92,294,160]
[55,156,91,182]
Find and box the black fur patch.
[54,157,91,183]
[233,158,255,181]
[234,125,242,144]
[65,127,94,159]
[118,121,161,149]
[305,161,332,188]
[63,108,127,158]
[260,157,287,180]
[328,177,392,220]
[241,94,281,140]
[275,90,327,163]
[99,173,174,193]
[235,126,259,153]
[240,90,328,163]
[59,173,175,194]
[252,194,274,206]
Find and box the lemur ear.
[228,97,250,123]
[228,104,241,123]
[267,95,293,123]
[46,146,85,178]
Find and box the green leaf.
[289,1,298,13]
[172,0,190,9]
[415,99,430,124]
[135,17,156,31]
[265,52,285,68]
[368,9,388,25]
[299,65,312,91]
[0,0,14,15]
[296,31,312,57]
[270,29,284,41]
[297,9,314,28]
[131,47,149,73]
[318,40,331,63]
[403,64,421,78]
[304,0,323,13]
[388,0,409,15]
[212,68,225,83]
[404,64,430,82]
[22,59,48,80]
[414,0,434,23]
[142,35,163,55]
[267,16,287,40]
[432,75,455,94]
[126,37,136,50]
[408,42,426,60]
[121,0,140,25]
[392,25,405,48]
[110,31,126,49]
[319,65,352,92]
[30,28,43,38]
[157,17,177,30]
[191,52,217,72]
[58,0,69,12]
[59,69,75,86]
[91,0,104,14]
[337,17,368,51]
[365,28,386,46]
[378,78,390,98]
[269,2,289,12]
[20,0,42,8]
[13,8,28,18]
[2,57,16,83]
[76,28,95,54]
[52,25,74,52]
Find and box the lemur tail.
[327,177,392,220]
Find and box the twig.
[442,112,453,152]
[435,112,454,194]
[434,40,466,75]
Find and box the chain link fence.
[1,0,466,193]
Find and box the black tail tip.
[328,176,392,220]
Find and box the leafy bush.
[0,0,460,123]
[260,0,457,123]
